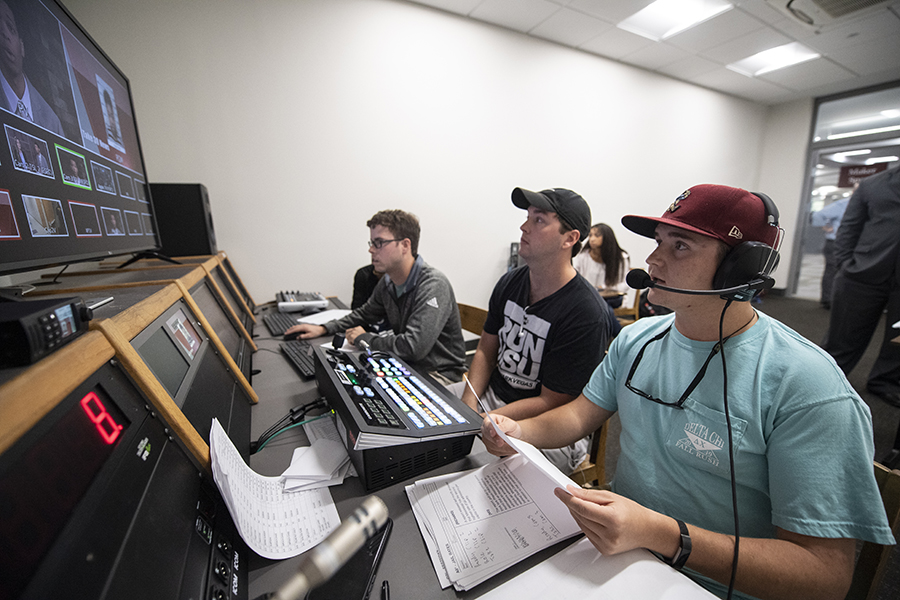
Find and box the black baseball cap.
[511,187,591,241]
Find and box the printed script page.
[406,452,581,591]
[209,418,341,560]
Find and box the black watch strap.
[669,519,692,569]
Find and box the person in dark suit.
[823,165,900,406]
[0,0,64,136]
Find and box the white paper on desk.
[892,318,900,329]
[405,454,581,591]
[297,308,350,325]
[478,537,718,600]
[479,399,575,494]
[280,438,351,491]
[303,414,358,478]
[209,419,341,560]
[283,461,353,492]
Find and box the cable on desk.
[254,412,334,454]
[250,397,329,454]
[254,397,327,446]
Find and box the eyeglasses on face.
[624,325,723,409]
[367,238,403,250]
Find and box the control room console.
[313,346,481,491]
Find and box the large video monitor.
[0,0,158,276]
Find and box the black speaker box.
[149,183,217,256]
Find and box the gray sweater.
[324,256,466,381]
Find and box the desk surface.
[246,305,710,600]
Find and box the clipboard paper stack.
[405,440,583,591]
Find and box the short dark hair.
[367,209,420,256]
[557,217,583,258]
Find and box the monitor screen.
[0,0,158,276]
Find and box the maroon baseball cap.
[622,184,778,248]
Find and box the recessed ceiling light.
[617,0,733,42]
[726,42,820,77]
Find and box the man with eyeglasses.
[284,209,466,383]
[456,187,610,475]
[481,185,893,600]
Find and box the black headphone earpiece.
[712,192,781,301]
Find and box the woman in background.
[573,223,630,308]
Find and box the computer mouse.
[283,330,303,341]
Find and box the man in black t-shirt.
[457,187,609,473]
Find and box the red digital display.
[79,391,124,444]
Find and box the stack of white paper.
[209,419,341,560]
[280,438,354,491]
[477,537,718,600]
[405,435,582,591]
[302,413,359,479]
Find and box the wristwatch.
[669,519,692,569]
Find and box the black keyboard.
[264,312,299,336]
[280,339,316,377]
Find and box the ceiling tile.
[758,57,856,91]
[689,67,794,103]
[406,0,483,16]
[825,34,900,76]
[667,7,765,53]
[657,54,722,80]
[579,26,654,59]
[566,0,655,24]
[400,0,900,105]
[732,0,789,25]
[701,26,793,64]
[470,0,562,32]
[529,7,613,45]
[620,42,691,71]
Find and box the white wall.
[757,98,815,286]
[60,0,806,306]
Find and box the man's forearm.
[491,394,570,421]
[514,395,602,449]
[676,526,854,600]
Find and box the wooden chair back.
[458,303,488,336]
[614,290,641,326]
[845,462,900,600]
[570,423,609,489]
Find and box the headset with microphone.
[626,192,782,302]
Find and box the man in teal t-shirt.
[482,184,894,600]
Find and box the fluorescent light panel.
[832,149,871,161]
[727,42,820,77]
[865,156,899,165]
[617,0,733,42]
[827,125,900,140]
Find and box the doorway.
[790,83,900,302]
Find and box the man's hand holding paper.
[481,413,521,456]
